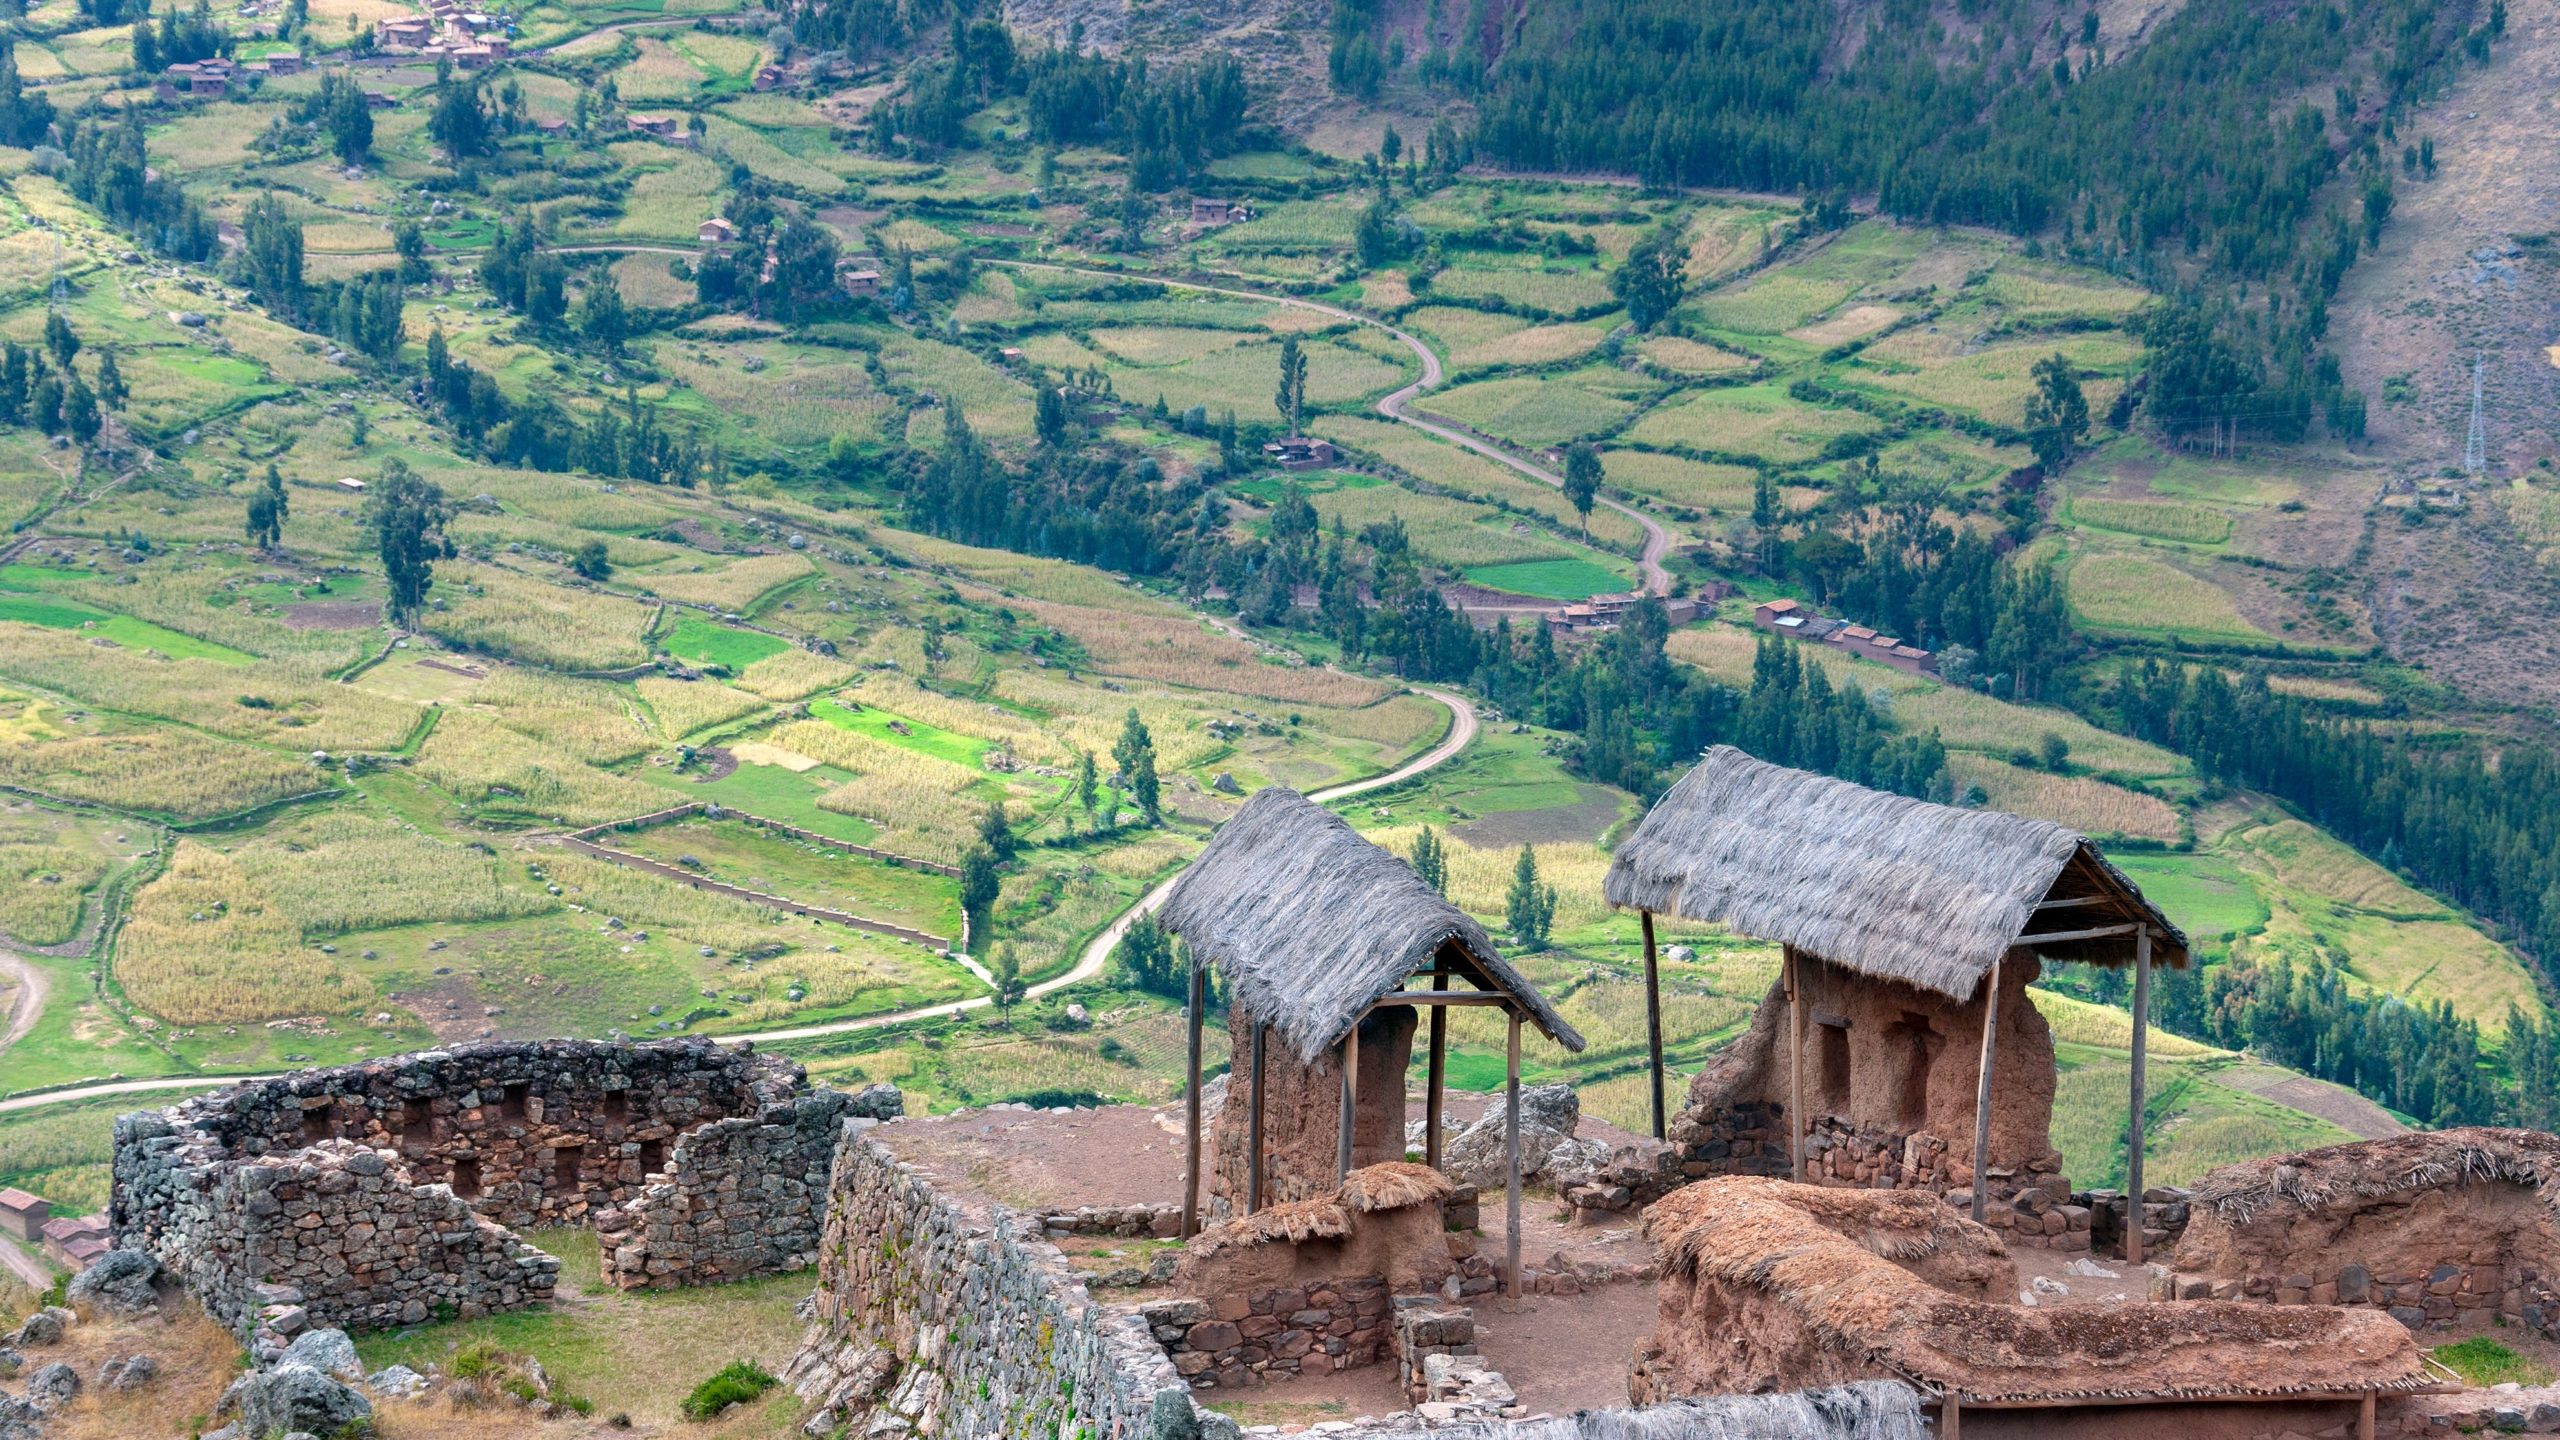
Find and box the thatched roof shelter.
[1642,1178,2430,1408]
[1605,746,2187,1001]
[1159,787,1585,1063]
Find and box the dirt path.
[0,1236,50,1290]
[991,260,1675,596]
[2215,1065,2408,1141]
[0,950,47,1056]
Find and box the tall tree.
[365,459,453,626]
[1506,844,1555,948]
[1112,707,1160,826]
[2024,353,2090,473]
[1408,825,1447,895]
[1610,222,1686,330]
[1274,335,1307,438]
[1562,443,1601,536]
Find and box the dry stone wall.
[111,1038,885,1344]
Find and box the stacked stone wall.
[2157,1248,2560,1335]
[785,1123,1209,1440]
[112,1038,877,1343]
[1140,1276,1391,1387]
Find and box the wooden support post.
[1337,1025,1360,1182]
[1504,1009,1523,1299]
[2356,1391,2375,1440]
[1971,955,2003,1225]
[1247,1022,1266,1215]
[1941,1393,1961,1440]
[1642,910,1665,1142]
[1181,961,1204,1240]
[1785,945,1806,1181]
[1425,971,1448,1172]
[2127,925,2153,1266]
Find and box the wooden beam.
[2032,895,2112,911]
[1247,1022,1266,1215]
[1643,910,1666,1142]
[1971,956,2002,1225]
[1337,1024,1360,1181]
[1425,971,1447,1173]
[2014,922,2143,947]
[1785,945,1806,1181]
[1182,961,1205,1240]
[1955,1388,2420,1413]
[1504,1009,1523,1299]
[1365,992,1512,1009]
[2127,924,2152,1266]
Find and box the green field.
[661,615,792,670]
[1463,559,1628,600]
[808,697,992,767]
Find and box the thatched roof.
[1605,747,2187,1001]
[1433,1382,1928,1440]
[1158,787,1584,1063]
[1647,1178,2428,1406]
[1182,1163,1454,1262]
[2184,1126,2560,1234]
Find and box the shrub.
[680,1360,779,1420]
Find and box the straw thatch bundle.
[2187,1126,2560,1230]
[1159,787,1584,1062]
[1644,1177,2426,1405]
[1338,1160,1454,1214]
[1605,747,2185,1000]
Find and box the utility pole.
[2465,356,2487,478]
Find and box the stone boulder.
[24,1361,78,1413]
[66,1249,160,1316]
[13,1308,70,1348]
[100,1353,158,1391]
[0,1394,39,1440]
[1440,1083,1584,1187]
[278,1328,363,1381]
[365,1364,428,1399]
[224,1363,374,1437]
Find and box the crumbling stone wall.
[1141,1276,1392,1386]
[2161,1129,2560,1336]
[785,1121,1214,1439]
[112,1038,874,1341]
[1663,953,2068,1213]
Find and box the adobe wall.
[110,1037,880,1346]
[1206,1004,1415,1217]
[1662,953,2069,1216]
[2159,1129,2560,1337]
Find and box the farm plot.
[0,807,128,948]
[1624,382,1880,464]
[656,342,898,449]
[879,335,1037,438]
[1312,416,1645,548]
[1848,333,2140,428]
[1419,367,1657,449]
[421,564,657,670]
[1422,266,1616,317]
[2069,497,2235,544]
[2066,553,2269,643]
[608,815,965,938]
[1307,484,1604,572]
[1010,598,1390,708]
[639,552,813,612]
[0,698,323,821]
[1601,450,1760,513]
[1102,336,1407,424]
[224,810,551,937]
[1943,754,2182,842]
[1637,335,1753,376]
[116,841,373,1025]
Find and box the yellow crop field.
[642,553,814,611]
[1308,484,1588,570]
[227,811,548,936]
[1601,450,1761,512]
[473,667,655,763]
[412,709,661,825]
[638,677,767,739]
[1014,599,1391,706]
[1945,755,2182,841]
[2067,554,2266,641]
[0,828,110,947]
[2070,498,2234,544]
[1312,417,1645,549]
[118,842,369,1024]
[422,564,656,670]
[0,724,320,820]
[1089,327,1254,365]
[0,624,416,751]
[736,648,859,701]
[1637,335,1752,376]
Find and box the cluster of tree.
[238,195,405,360]
[129,0,230,74]
[1506,845,1556,948]
[901,402,1209,577]
[54,112,217,260]
[1111,913,1188,1001]
[418,326,725,484]
[2101,660,2560,990]
[0,44,56,149]
[365,459,455,627]
[1016,49,1249,190]
[786,0,955,63]
[0,321,124,447]
[1473,0,2486,441]
[1326,0,1392,99]
[74,0,145,25]
[427,75,534,162]
[299,71,375,167]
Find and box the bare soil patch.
[2214,1065,2407,1141]
[284,598,383,630]
[1451,784,1628,847]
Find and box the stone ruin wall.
[1206,1004,1416,1219]
[110,1037,881,1344]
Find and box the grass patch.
[661,615,790,671]
[2433,1337,2555,1388]
[1463,559,1628,600]
[2070,498,2235,544]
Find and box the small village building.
[698,217,737,245]
[1156,787,1585,1294]
[753,64,784,90]
[837,267,882,297]
[376,16,432,46]
[1261,437,1337,471]
[363,89,398,109]
[38,1213,109,1271]
[627,114,681,140]
[452,43,495,68]
[0,1188,48,1243]
[1605,746,2188,1254]
[262,50,304,75]
[336,477,366,492]
[1190,197,1244,225]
